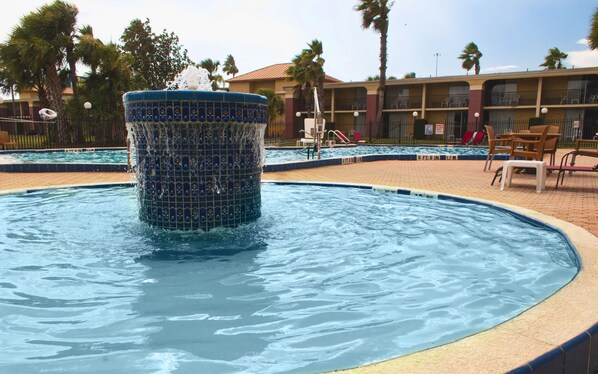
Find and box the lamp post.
[82,102,92,145]
[541,107,548,124]
[474,112,480,131]
[434,53,440,77]
[412,112,418,143]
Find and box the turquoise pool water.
[0,184,577,373]
[0,145,489,165]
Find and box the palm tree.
[459,42,483,75]
[366,74,396,81]
[223,54,239,78]
[589,7,598,50]
[539,47,568,69]
[256,88,284,126]
[76,25,103,75]
[0,70,19,117]
[285,39,325,117]
[198,58,222,90]
[0,0,79,145]
[355,0,394,137]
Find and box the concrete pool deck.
[0,149,597,373]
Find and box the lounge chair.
[353,130,363,143]
[484,125,512,171]
[555,139,598,189]
[470,131,485,145]
[461,131,474,144]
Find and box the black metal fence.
[333,118,598,147]
[1,114,127,149]
[2,115,596,150]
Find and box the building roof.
[227,63,342,83]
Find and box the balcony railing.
[541,89,598,105]
[484,91,536,107]
[385,96,423,109]
[335,99,367,111]
[426,94,469,109]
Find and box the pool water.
[0,145,489,165]
[0,184,577,373]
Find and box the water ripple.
[0,184,578,373]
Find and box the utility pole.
[434,53,441,77]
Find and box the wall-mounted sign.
[424,124,433,136]
[435,123,445,135]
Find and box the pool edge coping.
[1,179,597,373]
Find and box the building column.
[535,77,543,117]
[284,97,300,139]
[365,93,379,140]
[468,89,484,132]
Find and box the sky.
[1,0,598,84]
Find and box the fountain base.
[124,91,267,231]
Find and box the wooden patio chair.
[510,125,550,161]
[530,125,560,165]
[484,125,512,171]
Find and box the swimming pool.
[0,145,490,165]
[0,183,578,373]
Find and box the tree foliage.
[286,39,326,116]
[539,47,568,70]
[223,54,239,78]
[355,0,394,135]
[198,58,223,91]
[459,42,483,75]
[256,88,284,126]
[589,7,598,50]
[0,0,79,144]
[403,72,416,78]
[120,18,191,90]
[366,74,396,81]
[75,27,131,117]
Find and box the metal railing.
[426,94,469,109]
[334,99,367,111]
[541,89,598,105]
[4,115,596,150]
[484,91,537,107]
[0,114,127,149]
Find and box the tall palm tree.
[539,47,568,70]
[285,39,325,117]
[198,58,222,90]
[223,54,239,78]
[355,0,394,137]
[286,53,312,115]
[76,25,103,75]
[0,0,79,144]
[589,7,598,50]
[459,42,483,75]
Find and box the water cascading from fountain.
[123,66,268,231]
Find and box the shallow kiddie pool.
[0,183,578,373]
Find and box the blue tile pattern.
[124,91,268,231]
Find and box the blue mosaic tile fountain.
[123,68,267,231]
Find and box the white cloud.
[481,65,519,73]
[567,49,598,68]
[577,38,589,45]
